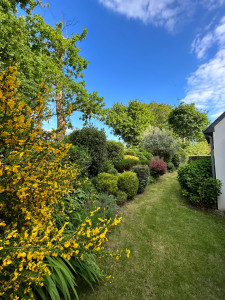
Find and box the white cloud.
[191,16,225,59]
[98,0,225,31]
[183,48,225,119]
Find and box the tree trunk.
[56,88,65,142]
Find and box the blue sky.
[37,0,225,139]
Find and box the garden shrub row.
[178,158,222,208]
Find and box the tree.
[140,126,179,162]
[106,99,155,145]
[148,101,173,130]
[0,2,104,140]
[168,102,210,142]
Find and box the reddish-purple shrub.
[150,157,167,177]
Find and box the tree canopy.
[0,1,104,140]
[168,102,210,142]
[106,99,155,145]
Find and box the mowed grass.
[79,173,225,300]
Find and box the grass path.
[79,173,225,300]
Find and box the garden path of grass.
[79,173,225,300]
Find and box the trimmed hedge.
[115,158,139,172]
[94,173,118,195]
[131,165,150,193]
[115,190,127,206]
[188,155,211,163]
[107,140,124,166]
[117,171,139,199]
[178,158,221,208]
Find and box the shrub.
[62,144,92,178]
[68,127,107,176]
[138,150,153,162]
[140,127,179,162]
[94,173,118,195]
[188,156,210,163]
[148,175,156,184]
[171,153,181,168]
[178,158,222,208]
[124,147,153,162]
[106,140,124,166]
[124,155,139,160]
[102,160,118,175]
[115,158,139,172]
[131,165,150,193]
[150,157,167,177]
[117,171,139,199]
[95,193,117,220]
[115,190,128,205]
[167,162,176,173]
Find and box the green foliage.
[106,99,155,145]
[106,140,124,166]
[188,156,211,163]
[141,126,179,162]
[168,103,210,142]
[0,2,104,136]
[117,171,139,199]
[125,146,153,162]
[95,193,117,220]
[94,173,118,195]
[171,153,182,168]
[184,141,211,156]
[102,160,118,175]
[115,158,140,172]
[148,175,156,184]
[167,162,176,173]
[115,190,127,206]
[68,127,107,176]
[150,157,167,177]
[178,158,222,208]
[131,165,150,193]
[148,101,173,130]
[62,145,91,179]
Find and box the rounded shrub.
[167,162,175,173]
[94,173,118,195]
[102,160,119,175]
[115,158,139,172]
[115,190,127,206]
[171,153,182,168]
[68,127,107,176]
[131,165,150,193]
[117,171,139,199]
[124,155,139,160]
[106,140,124,166]
[178,158,222,208]
[150,157,167,178]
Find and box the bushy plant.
[140,126,179,162]
[94,173,118,195]
[167,162,176,173]
[0,67,123,299]
[131,165,150,193]
[62,144,92,179]
[171,153,181,168]
[115,158,140,172]
[124,147,153,162]
[148,175,156,184]
[106,140,124,166]
[68,127,107,176]
[102,160,118,175]
[115,190,127,205]
[117,171,139,199]
[150,157,167,177]
[124,155,139,160]
[138,150,153,162]
[178,158,221,208]
[95,193,117,220]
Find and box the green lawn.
[79,173,225,300]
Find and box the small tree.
[140,126,179,162]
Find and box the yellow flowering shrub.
[0,67,122,299]
[124,155,139,160]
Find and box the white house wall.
[214,118,225,210]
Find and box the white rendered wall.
[214,117,225,210]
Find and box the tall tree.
[148,101,173,130]
[0,1,104,140]
[106,99,155,145]
[168,102,210,142]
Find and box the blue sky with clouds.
[38,0,225,138]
